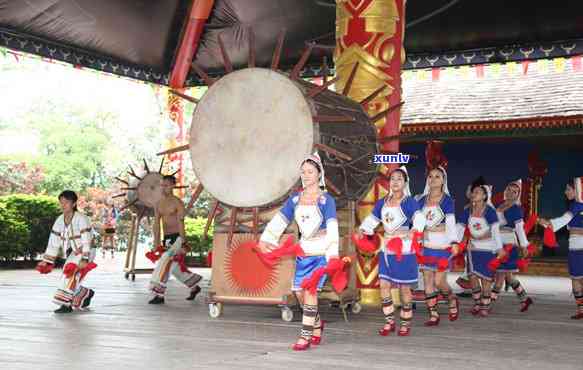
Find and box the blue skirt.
[568,250,583,279]
[293,256,328,291]
[497,245,520,272]
[420,247,451,272]
[468,250,496,280]
[379,252,418,285]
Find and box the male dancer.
[148,175,202,304]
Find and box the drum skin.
[190,67,377,208]
[136,172,164,209]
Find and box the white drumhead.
[189,68,314,207]
[136,172,164,208]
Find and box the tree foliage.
[184,216,214,262]
[0,194,60,260]
[0,161,45,195]
[0,203,28,261]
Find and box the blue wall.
[400,140,582,257]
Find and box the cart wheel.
[209,303,223,319]
[124,272,130,280]
[131,273,136,281]
[351,302,363,314]
[281,307,294,322]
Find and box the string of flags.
[403,55,583,82]
[4,44,582,86]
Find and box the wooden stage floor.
[1,253,581,370]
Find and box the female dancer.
[416,167,460,325]
[257,153,339,350]
[459,183,505,317]
[357,166,425,336]
[539,177,583,319]
[36,190,97,313]
[456,177,486,297]
[492,179,533,312]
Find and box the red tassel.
[543,227,558,248]
[63,263,78,278]
[325,258,349,294]
[437,258,449,272]
[206,250,213,267]
[386,237,404,261]
[253,236,304,267]
[501,244,513,263]
[523,213,538,235]
[146,245,165,263]
[526,243,537,257]
[487,258,501,272]
[351,233,377,254]
[448,242,467,256]
[253,248,273,267]
[300,267,326,294]
[300,258,350,294]
[35,262,53,274]
[411,231,423,257]
[517,258,530,272]
[452,253,466,270]
[145,251,158,263]
[463,226,470,240]
[79,262,97,280]
[172,254,190,273]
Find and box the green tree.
[27,105,113,194]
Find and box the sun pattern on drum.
[224,238,278,296]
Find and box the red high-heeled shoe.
[292,339,311,351]
[570,312,583,320]
[378,322,395,336]
[470,305,480,316]
[311,321,325,345]
[449,298,460,321]
[520,297,533,312]
[397,326,411,336]
[424,315,440,327]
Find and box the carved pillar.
[167,90,185,197]
[335,0,406,306]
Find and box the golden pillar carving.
[335,0,406,306]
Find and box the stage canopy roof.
[1,0,583,86]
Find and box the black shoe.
[191,274,203,286]
[82,289,95,308]
[148,296,165,304]
[456,291,473,298]
[54,305,73,314]
[186,285,201,301]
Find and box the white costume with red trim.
[42,211,96,308]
